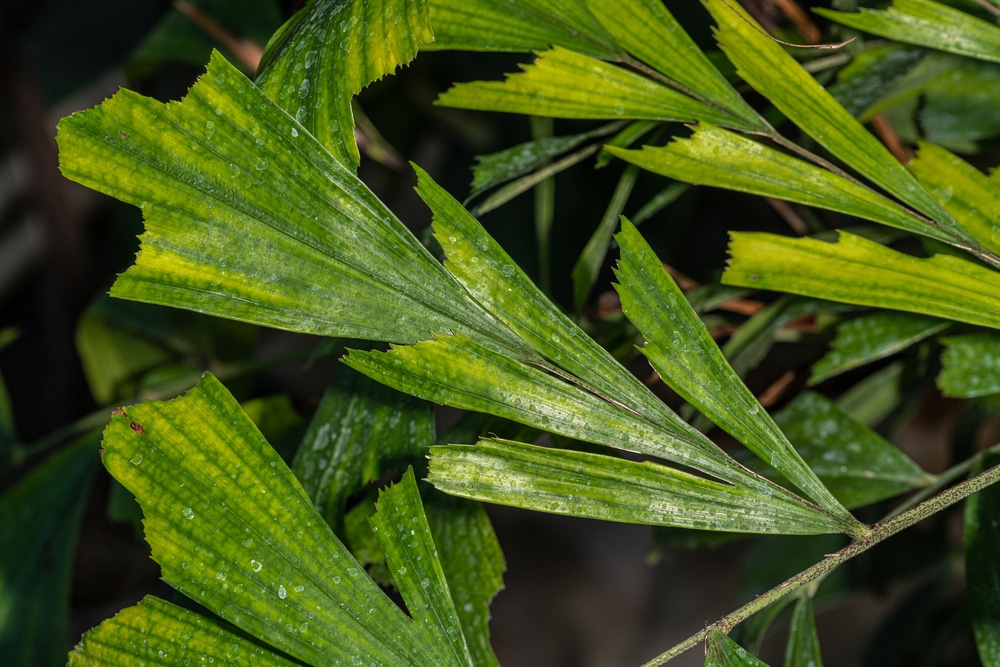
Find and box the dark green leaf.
[257,0,433,168]
[810,311,949,384]
[58,53,512,348]
[784,596,824,667]
[607,124,944,241]
[939,333,1000,398]
[292,365,433,527]
[425,0,621,60]
[817,0,1000,64]
[615,218,856,522]
[69,596,299,667]
[0,435,99,665]
[571,165,639,311]
[425,495,505,667]
[724,231,1000,330]
[436,47,746,126]
[75,304,173,404]
[470,123,621,198]
[370,469,474,666]
[428,439,846,534]
[965,450,1000,666]
[773,392,931,508]
[828,44,927,118]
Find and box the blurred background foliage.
[3,1,1000,665]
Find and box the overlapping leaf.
[703,0,967,244]
[428,438,845,534]
[586,0,764,131]
[607,124,944,241]
[414,166,725,461]
[437,46,742,126]
[90,372,485,666]
[370,468,475,665]
[773,392,931,508]
[818,0,1000,64]
[57,53,515,349]
[907,143,1000,257]
[292,365,433,527]
[811,311,949,384]
[425,0,621,59]
[256,0,433,168]
[724,231,1000,330]
[614,218,856,524]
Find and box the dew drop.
[182,507,194,520]
[205,121,215,139]
[250,559,263,572]
[130,454,143,465]
[278,585,287,599]
[229,164,241,177]
[290,128,299,138]
[255,158,269,171]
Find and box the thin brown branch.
[173,0,264,72]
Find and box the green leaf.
[428,438,846,534]
[75,303,173,404]
[614,218,854,521]
[939,333,1000,398]
[256,0,433,168]
[414,165,729,467]
[784,596,824,667]
[828,43,927,118]
[773,392,931,508]
[836,361,904,427]
[469,122,621,198]
[425,0,621,60]
[436,46,744,126]
[912,58,1000,149]
[817,0,1000,64]
[907,143,1000,257]
[724,231,1000,331]
[425,495,505,667]
[292,365,433,527]
[0,435,98,665]
[371,469,474,666]
[703,0,963,239]
[810,311,949,384]
[585,0,764,130]
[607,124,944,241]
[571,164,639,311]
[101,372,448,665]
[69,596,299,667]
[965,450,1000,666]
[57,52,512,348]
[345,333,735,481]
[706,628,771,666]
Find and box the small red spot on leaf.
[112,407,126,416]
[130,421,144,434]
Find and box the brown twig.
[771,0,822,44]
[870,114,914,164]
[173,0,264,72]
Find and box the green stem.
[12,348,312,464]
[639,460,1000,666]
